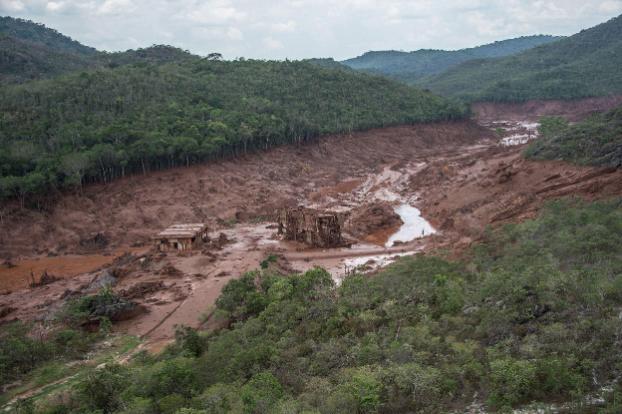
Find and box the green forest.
[341,35,562,84]
[4,198,622,413]
[525,106,622,167]
[422,15,622,102]
[0,17,200,83]
[0,59,467,206]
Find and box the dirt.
[347,202,403,244]
[413,146,622,251]
[0,249,146,293]
[473,95,622,122]
[0,121,491,259]
[2,96,622,348]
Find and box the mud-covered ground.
[2,97,622,348]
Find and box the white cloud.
[263,36,283,50]
[0,0,25,12]
[599,0,622,13]
[182,0,246,25]
[2,0,621,59]
[226,26,243,40]
[46,1,65,11]
[271,20,296,33]
[97,0,135,15]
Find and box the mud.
[347,202,403,243]
[0,121,491,258]
[473,95,622,122]
[2,98,622,348]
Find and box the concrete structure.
[278,207,347,248]
[153,223,209,252]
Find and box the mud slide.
[2,102,622,347]
[473,95,622,122]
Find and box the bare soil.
[2,96,622,348]
[473,95,622,122]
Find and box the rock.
[463,305,479,315]
[87,270,117,291]
[347,202,403,239]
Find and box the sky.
[1,0,622,60]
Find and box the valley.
[2,9,622,413]
[2,97,621,353]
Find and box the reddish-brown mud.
[2,97,622,348]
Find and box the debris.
[278,207,349,248]
[80,233,110,250]
[2,259,16,269]
[347,202,403,240]
[119,281,166,300]
[0,306,16,318]
[160,264,183,277]
[87,270,117,291]
[29,270,60,288]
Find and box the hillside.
[0,59,467,206]
[0,16,97,56]
[4,199,622,412]
[525,106,622,167]
[342,35,562,84]
[0,34,95,83]
[0,16,199,83]
[423,14,622,102]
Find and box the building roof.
[153,223,207,239]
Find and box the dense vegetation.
[0,17,200,83]
[525,106,622,167]
[423,14,622,102]
[0,58,467,207]
[342,35,561,84]
[13,198,622,413]
[0,16,96,56]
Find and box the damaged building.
[278,207,348,248]
[153,223,209,252]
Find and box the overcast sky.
[1,0,622,60]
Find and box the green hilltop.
[341,35,562,84]
[422,14,622,102]
[0,59,467,205]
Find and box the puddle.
[489,120,540,146]
[344,252,411,269]
[386,204,436,247]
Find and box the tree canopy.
[0,59,468,206]
[422,14,622,102]
[341,35,562,84]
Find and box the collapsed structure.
[277,207,348,248]
[153,223,209,251]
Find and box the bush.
[241,372,284,413]
[77,364,129,413]
[488,358,538,408]
[0,323,56,387]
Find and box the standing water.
[386,204,436,247]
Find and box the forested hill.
[341,35,562,84]
[0,59,468,205]
[422,14,622,102]
[0,16,198,83]
[0,16,97,56]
